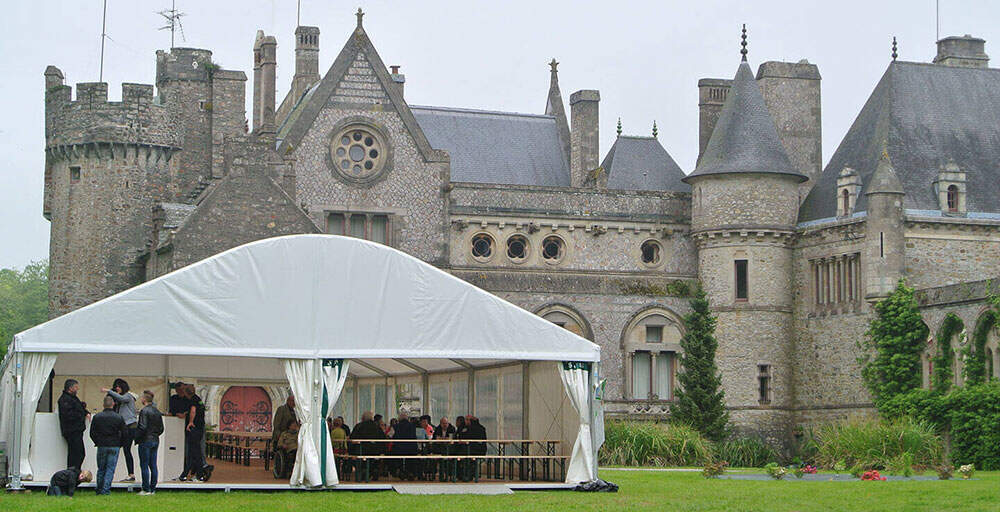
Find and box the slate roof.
[799,61,1000,222]
[411,105,571,187]
[600,136,690,192]
[684,61,805,183]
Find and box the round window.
[541,236,565,263]
[471,233,494,262]
[640,240,662,266]
[506,235,529,262]
[330,124,386,182]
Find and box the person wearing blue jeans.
[90,396,126,495]
[136,390,164,495]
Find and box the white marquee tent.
[1,235,603,489]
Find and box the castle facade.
[41,13,1000,446]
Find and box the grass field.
[4,470,998,511]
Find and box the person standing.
[57,379,89,470]
[90,396,126,495]
[103,378,137,482]
[182,384,214,482]
[46,468,92,496]
[135,390,164,495]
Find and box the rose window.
[331,126,385,180]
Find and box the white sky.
[1,0,998,269]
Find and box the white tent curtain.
[284,359,321,487]
[17,352,57,480]
[560,361,596,484]
[0,356,16,468]
[319,359,349,486]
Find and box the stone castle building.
[41,12,1000,446]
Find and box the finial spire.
[616,117,622,137]
[652,120,658,138]
[740,24,748,61]
[356,7,364,28]
[891,36,898,61]
[549,58,559,74]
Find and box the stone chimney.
[252,31,277,137]
[697,78,731,164]
[756,60,822,197]
[933,35,989,68]
[389,65,405,98]
[569,89,600,188]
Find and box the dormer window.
[935,161,967,215]
[946,185,959,212]
[836,167,861,217]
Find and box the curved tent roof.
[13,235,599,368]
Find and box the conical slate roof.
[684,62,806,183]
[866,152,904,195]
[601,136,689,191]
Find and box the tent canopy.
[13,235,599,376]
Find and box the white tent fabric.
[13,235,599,364]
[320,359,349,485]
[11,353,56,480]
[285,359,323,487]
[560,362,596,483]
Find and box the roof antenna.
[891,36,898,61]
[297,0,301,26]
[158,0,186,48]
[740,23,748,62]
[616,118,622,137]
[652,120,658,139]
[99,0,108,82]
[936,0,940,41]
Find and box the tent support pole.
[588,364,598,481]
[521,362,530,439]
[8,351,24,490]
[312,359,323,486]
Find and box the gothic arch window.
[620,307,684,400]
[946,185,959,212]
[536,304,592,341]
[841,189,851,216]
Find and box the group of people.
[51,378,164,496]
[49,378,212,496]
[332,410,488,481]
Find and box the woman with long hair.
[102,378,137,482]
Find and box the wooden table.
[338,439,563,483]
[207,431,273,469]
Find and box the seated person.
[277,421,300,453]
[47,468,92,496]
[390,411,419,480]
[350,411,388,480]
[330,417,348,453]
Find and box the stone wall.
[690,173,800,231]
[904,217,1000,289]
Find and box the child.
[278,421,300,452]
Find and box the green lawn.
[5,470,998,512]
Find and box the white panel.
[29,413,183,484]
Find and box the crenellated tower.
[45,48,247,317]
[44,70,181,317]
[683,30,808,447]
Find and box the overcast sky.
[1,0,997,269]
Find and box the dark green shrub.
[671,287,729,442]
[860,281,928,404]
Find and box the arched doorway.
[219,386,272,432]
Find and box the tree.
[670,287,729,442]
[0,260,49,357]
[860,280,928,404]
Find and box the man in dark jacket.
[57,379,89,470]
[389,411,418,479]
[135,390,164,495]
[46,467,92,496]
[181,385,214,482]
[457,415,488,481]
[90,396,126,495]
[350,411,387,480]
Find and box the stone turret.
[43,69,182,317]
[277,26,321,127]
[864,153,905,301]
[684,47,807,446]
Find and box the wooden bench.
[335,454,567,483]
